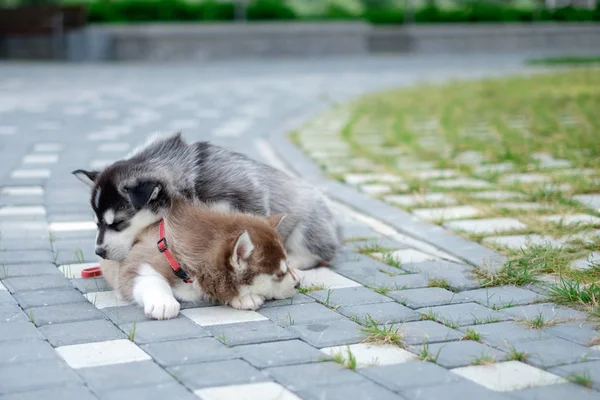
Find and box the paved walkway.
[0,56,598,400]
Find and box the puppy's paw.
[144,293,181,320]
[229,294,265,310]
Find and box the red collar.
[157,219,192,283]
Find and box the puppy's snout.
[294,281,301,289]
[95,247,107,259]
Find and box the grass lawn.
[295,69,600,316]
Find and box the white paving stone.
[433,178,492,189]
[383,193,456,207]
[482,235,566,250]
[373,249,438,264]
[444,218,527,234]
[412,205,480,221]
[454,151,485,165]
[0,186,44,196]
[540,214,600,226]
[84,291,130,309]
[470,191,525,201]
[573,194,600,212]
[532,153,572,169]
[0,126,17,135]
[411,169,458,180]
[10,169,51,179]
[451,361,566,392]
[195,382,301,400]
[321,343,415,368]
[0,282,6,291]
[396,160,436,170]
[494,202,545,210]
[474,162,514,175]
[49,221,96,232]
[22,154,59,164]
[570,252,600,270]
[554,168,596,177]
[98,142,130,152]
[182,306,268,327]
[58,262,100,279]
[359,183,392,195]
[297,267,361,290]
[56,339,151,369]
[344,173,402,185]
[0,206,46,216]
[499,173,550,185]
[33,143,63,152]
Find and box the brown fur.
[108,199,296,306]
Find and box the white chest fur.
[172,279,207,303]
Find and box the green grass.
[566,371,593,388]
[418,341,441,363]
[428,278,450,290]
[522,311,558,329]
[360,315,404,346]
[528,56,600,66]
[297,284,326,294]
[463,328,482,342]
[471,351,496,366]
[505,346,528,361]
[330,346,358,370]
[547,278,600,316]
[127,322,137,341]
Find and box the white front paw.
[144,294,180,320]
[229,294,265,310]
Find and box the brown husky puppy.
[100,200,300,320]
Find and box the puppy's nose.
[294,281,301,289]
[95,247,107,259]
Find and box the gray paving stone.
[454,286,542,308]
[545,321,600,346]
[0,320,45,342]
[295,380,403,400]
[349,237,410,252]
[234,339,324,368]
[71,276,113,293]
[141,337,236,367]
[288,318,364,348]
[308,286,392,307]
[409,340,507,368]
[359,360,463,392]
[401,261,480,291]
[260,292,315,308]
[78,360,175,393]
[258,302,344,326]
[99,383,198,400]
[28,302,106,326]
[205,320,297,346]
[418,303,510,327]
[2,274,72,293]
[338,301,420,324]
[500,303,588,322]
[0,303,28,323]
[0,250,54,264]
[387,287,461,309]
[444,217,527,234]
[402,379,515,400]
[0,359,82,395]
[121,317,210,344]
[570,252,600,270]
[392,321,463,345]
[510,383,600,400]
[0,238,52,252]
[264,361,364,391]
[0,340,58,365]
[13,288,87,309]
[40,319,126,346]
[459,322,551,348]
[337,265,430,289]
[102,305,153,325]
[0,384,97,400]
[509,338,600,368]
[167,359,268,390]
[0,291,15,305]
[550,361,600,391]
[573,194,600,212]
[0,263,60,278]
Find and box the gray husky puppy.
[73,132,342,270]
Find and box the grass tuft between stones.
[360,315,404,347]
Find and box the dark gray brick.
[510,383,600,400]
[336,265,429,289]
[409,340,507,368]
[13,288,87,309]
[550,361,600,391]
[99,383,197,400]
[0,340,58,365]
[359,360,462,392]
[295,380,404,400]
[500,303,588,322]
[0,303,28,323]
[77,360,174,393]
[260,293,315,308]
[338,301,420,324]
[393,321,463,345]
[288,318,363,348]
[455,286,542,308]
[141,337,236,367]
[308,286,392,307]
[2,274,72,293]
[387,287,461,309]
[401,261,480,291]
[28,302,106,326]
[0,263,60,278]
[0,359,82,394]
[167,359,268,390]
[402,379,513,400]
[0,250,54,264]
[121,317,210,344]
[71,277,112,293]
[0,384,97,400]
[205,320,297,346]
[418,303,511,327]
[545,322,599,346]
[459,322,551,348]
[102,305,152,325]
[264,361,364,391]
[258,302,344,326]
[508,338,600,368]
[234,339,324,368]
[40,319,125,346]
[0,320,44,342]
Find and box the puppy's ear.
[266,214,287,230]
[231,231,255,271]
[72,170,99,189]
[125,181,162,210]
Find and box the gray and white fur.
[73,132,343,270]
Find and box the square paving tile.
[409,340,507,368]
[444,218,527,235]
[28,302,106,326]
[258,302,344,326]
[121,317,210,344]
[76,360,174,393]
[459,322,551,348]
[545,321,599,346]
[510,383,600,400]
[499,303,588,323]
[307,286,391,307]
[387,287,460,309]
[234,339,324,368]
[470,190,525,201]
[413,205,480,221]
[338,301,420,324]
[418,303,510,327]
[505,338,600,368]
[141,337,236,367]
[39,319,126,346]
[321,343,415,368]
[573,194,600,212]
[0,340,58,365]
[204,320,297,346]
[297,267,361,289]
[0,359,82,395]
[56,339,151,369]
[384,193,456,207]
[452,360,566,391]
[549,360,600,391]
[288,319,363,348]
[433,178,492,189]
[84,290,131,309]
[182,306,267,327]
[167,359,268,390]
[263,361,364,390]
[570,252,600,270]
[455,286,541,308]
[195,382,301,400]
[499,173,550,184]
[482,234,566,250]
[393,320,463,345]
[373,249,438,264]
[540,214,600,226]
